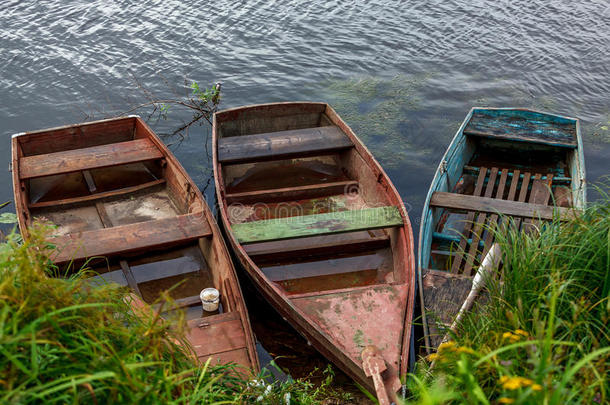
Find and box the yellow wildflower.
[456,346,475,355]
[498,398,515,404]
[426,353,440,361]
[531,384,543,391]
[499,376,535,390]
[438,341,456,353]
[514,329,529,337]
[502,332,521,343]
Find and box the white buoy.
[200,288,220,312]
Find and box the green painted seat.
[231,206,403,244]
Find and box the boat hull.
[213,102,416,396]
[12,116,259,372]
[417,107,586,352]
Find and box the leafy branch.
[117,74,222,141]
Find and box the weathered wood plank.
[429,191,574,221]
[16,116,136,156]
[152,295,201,312]
[51,213,211,263]
[422,268,473,349]
[451,167,487,273]
[513,172,534,230]
[245,233,389,263]
[20,139,163,179]
[29,179,166,209]
[186,313,246,356]
[464,167,499,275]
[200,348,251,369]
[226,180,358,205]
[120,261,142,296]
[232,206,403,244]
[262,254,384,282]
[218,126,353,164]
[462,165,571,184]
[522,174,554,233]
[481,169,517,258]
[464,110,577,148]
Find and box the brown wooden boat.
[213,102,416,400]
[11,116,259,372]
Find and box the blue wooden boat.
[417,108,586,351]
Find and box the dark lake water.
[1,0,609,397]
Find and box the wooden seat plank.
[218,126,353,164]
[262,254,385,282]
[429,191,573,221]
[463,167,500,275]
[245,232,389,263]
[20,139,163,179]
[231,206,403,244]
[51,212,211,263]
[450,167,488,273]
[225,180,358,204]
[463,110,577,148]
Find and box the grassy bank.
[1,192,608,404]
[406,191,609,404]
[0,224,350,404]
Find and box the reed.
[406,188,609,404]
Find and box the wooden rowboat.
[11,116,259,371]
[213,102,416,401]
[418,108,586,352]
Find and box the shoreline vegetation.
[1,187,608,404]
[0,223,352,404]
[406,185,609,405]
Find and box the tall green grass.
[0,224,351,404]
[0,224,244,404]
[407,191,609,404]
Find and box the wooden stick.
[444,243,502,342]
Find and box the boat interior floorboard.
[422,269,473,349]
[261,248,395,295]
[87,244,221,318]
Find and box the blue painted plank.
[464,109,577,148]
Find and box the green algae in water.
[318,74,431,169]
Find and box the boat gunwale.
[11,115,141,139]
